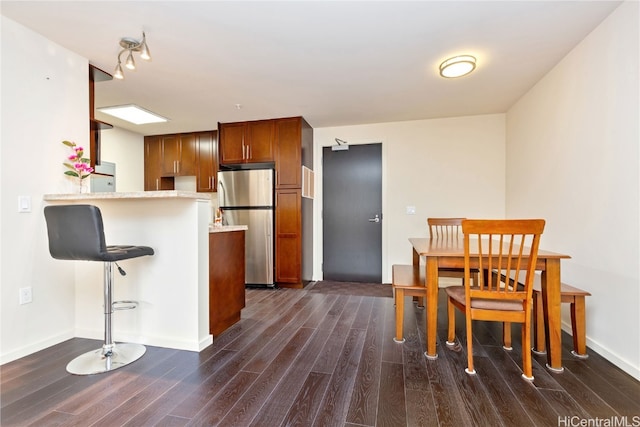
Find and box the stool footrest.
[112,300,139,311]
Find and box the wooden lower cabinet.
[209,230,246,336]
[275,189,302,287]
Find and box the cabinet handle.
[242,144,245,160]
[156,178,159,191]
[247,145,251,160]
[176,160,180,174]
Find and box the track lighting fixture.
[113,32,151,80]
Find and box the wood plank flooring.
[2,287,639,426]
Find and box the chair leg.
[66,262,146,375]
[393,289,405,343]
[446,297,456,346]
[521,321,534,381]
[503,322,513,350]
[570,297,589,358]
[464,312,476,375]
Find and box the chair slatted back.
[462,219,545,304]
[428,218,465,240]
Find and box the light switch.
[406,206,416,215]
[18,196,31,213]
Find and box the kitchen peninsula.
[43,190,247,352]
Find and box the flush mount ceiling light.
[98,104,168,125]
[113,32,151,79]
[439,55,476,78]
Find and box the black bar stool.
[44,204,154,375]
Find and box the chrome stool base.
[66,342,146,375]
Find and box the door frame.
[314,138,388,283]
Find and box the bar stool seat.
[44,204,154,375]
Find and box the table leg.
[542,259,564,372]
[413,247,424,307]
[424,257,439,359]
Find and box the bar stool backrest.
[44,204,107,261]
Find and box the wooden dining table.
[409,237,571,372]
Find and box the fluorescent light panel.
[98,104,168,125]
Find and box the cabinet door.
[275,189,301,284]
[219,122,246,164]
[246,120,275,162]
[275,117,301,189]
[196,131,218,192]
[160,135,180,175]
[144,136,162,190]
[178,133,197,176]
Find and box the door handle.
[368,214,381,223]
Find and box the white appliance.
[90,161,116,193]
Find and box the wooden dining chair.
[428,218,467,285]
[444,219,545,381]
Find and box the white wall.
[506,1,639,379]
[1,17,88,363]
[99,127,145,192]
[313,114,506,283]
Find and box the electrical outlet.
[19,287,32,305]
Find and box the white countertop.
[43,190,211,201]
[209,225,248,233]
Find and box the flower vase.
[78,178,88,194]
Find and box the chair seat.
[104,245,155,262]
[445,285,525,311]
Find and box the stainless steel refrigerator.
[217,168,274,287]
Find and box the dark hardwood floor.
[2,287,639,426]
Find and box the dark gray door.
[323,143,382,282]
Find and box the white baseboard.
[74,328,210,352]
[0,330,74,365]
[561,321,640,381]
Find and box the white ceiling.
[1,1,621,135]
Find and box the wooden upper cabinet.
[246,120,275,162]
[144,131,215,191]
[144,136,162,191]
[160,135,179,175]
[219,120,275,165]
[144,135,174,191]
[179,133,197,176]
[160,133,196,176]
[219,123,246,164]
[196,130,218,192]
[275,117,302,189]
